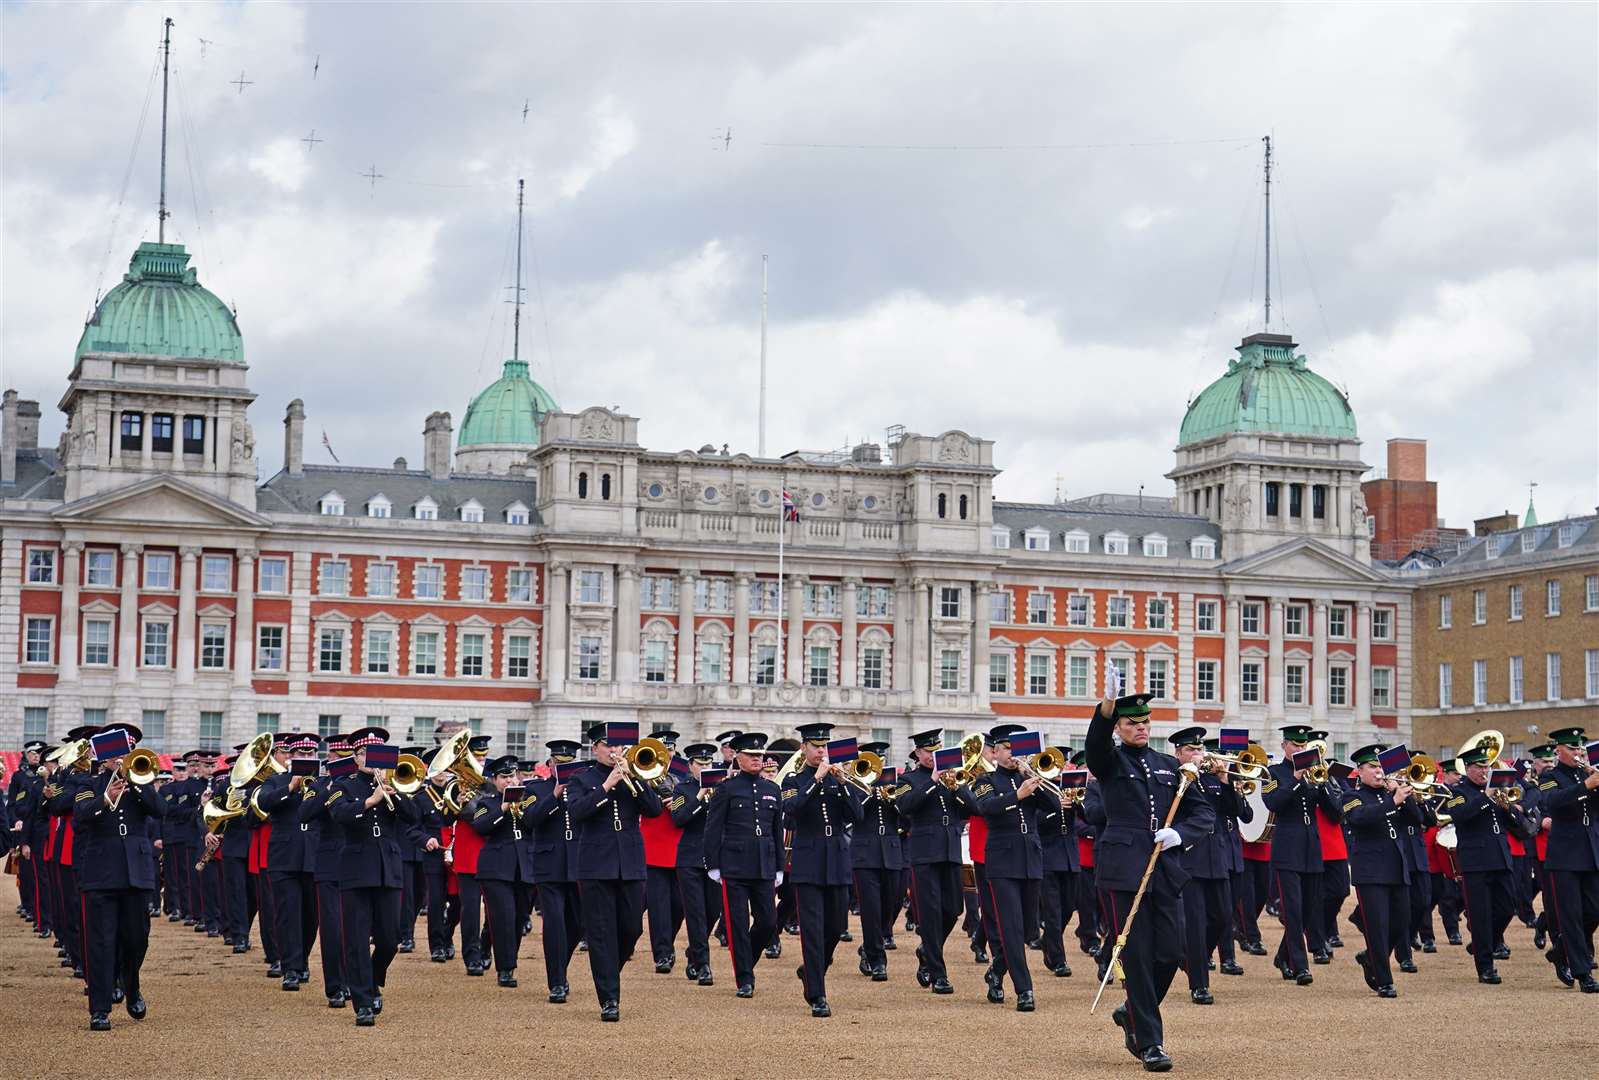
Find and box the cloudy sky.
[3,2,1595,526]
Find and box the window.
[601,474,614,501]
[86,550,116,587]
[1068,654,1090,697]
[938,649,961,692]
[577,636,602,680]
[141,709,166,750]
[1507,584,1523,620]
[1329,606,1348,638]
[317,714,341,740]
[807,645,831,687]
[1522,531,1538,554]
[143,552,173,589]
[200,622,229,669]
[1265,482,1280,517]
[641,575,678,611]
[991,527,1011,549]
[366,629,394,674]
[1312,484,1326,519]
[507,507,529,526]
[642,640,669,683]
[1586,575,1598,611]
[1142,534,1167,557]
[578,472,589,499]
[1559,523,1581,547]
[256,713,280,736]
[1329,665,1348,707]
[1109,656,1131,695]
[1147,657,1169,700]
[1027,592,1050,625]
[988,653,1010,695]
[1196,600,1218,632]
[1546,579,1561,616]
[367,496,391,519]
[1064,531,1089,554]
[461,567,489,602]
[26,548,56,584]
[22,706,49,742]
[1197,660,1217,702]
[858,585,893,619]
[413,631,440,676]
[754,643,778,686]
[1285,604,1305,636]
[1546,653,1562,700]
[404,717,434,745]
[319,492,344,515]
[697,641,726,683]
[1509,656,1523,704]
[460,633,485,677]
[257,626,284,671]
[150,414,174,453]
[318,628,345,673]
[506,635,531,678]
[805,583,839,616]
[120,411,143,451]
[936,493,947,519]
[958,494,969,520]
[1371,668,1392,709]
[1106,596,1130,629]
[695,577,732,613]
[367,562,396,599]
[1438,663,1453,709]
[1068,594,1090,627]
[1104,532,1129,556]
[259,557,288,594]
[1027,654,1051,696]
[750,580,780,614]
[1189,538,1216,559]
[1285,664,1305,705]
[198,711,223,752]
[502,718,528,759]
[989,589,1011,624]
[129,614,170,669]
[862,647,886,690]
[1586,649,1598,698]
[1371,608,1391,640]
[24,617,53,664]
[577,570,604,604]
[1241,603,1262,635]
[182,416,204,454]
[1241,661,1261,704]
[1473,590,1486,624]
[1288,484,1303,518]
[318,559,348,597]
[414,564,442,600]
[507,568,533,603]
[461,502,484,523]
[1438,595,1452,628]
[413,499,438,521]
[1146,598,1168,630]
[83,619,112,666]
[1470,659,1488,705]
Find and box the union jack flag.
[782,488,800,522]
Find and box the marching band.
[6,691,1599,1067]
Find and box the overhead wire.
[92,46,163,309]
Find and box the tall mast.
[158,17,173,243]
[1262,134,1272,329]
[512,178,524,363]
[758,254,768,457]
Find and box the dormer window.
[1141,533,1167,557]
[1104,531,1129,556]
[1190,537,1217,559]
[460,499,484,523]
[319,491,345,516]
[504,501,530,525]
[991,526,1011,549]
[413,497,438,521]
[366,494,391,519]
[1064,529,1089,554]
[1024,527,1050,551]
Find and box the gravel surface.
[2,874,1592,1078]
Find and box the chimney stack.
[423,411,453,481]
[2,390,17,486]
[283,399,305,478]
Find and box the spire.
[1262,134,1272,329]
[158,17,173,243]
[1525,482,1539,528]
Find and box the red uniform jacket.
[968,815,988,865]
[1315,806,1347,860]
[1078,835,1095,869]
[641,810,682,869]
[248,822,272,873]
[1242,839,1271,862]
[452,817,483,875]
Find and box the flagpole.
[777,473,785,683]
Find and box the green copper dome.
[1178,333,1356,445]
[458,359,559,447]
[75,242,242,363]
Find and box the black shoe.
[716,932,729,947]
[973,946,989,964]
[180,916,193,925]
[60,958,72,968]
[430,948,447,963]
[1398,959,1418,974]
[1245,940,1267,956]
[1534,927,1547,949]
[1190,988,1214,1005]
[1294,970,1314,986]
[369,994,381,1015]
[327,990,348,1009]
[206,929,220,938]
[1478,969,1502,984]
[89,1014,111,1032]
[1578,975,1599,993]
[785,923,799,936]
[72,966,84,980]
[736,983,754,998]
[354,1008,375,1027]
[986,983,1005,1004]
[1378,984,1398,998]
[281,973,301,991]
[601,1000,620,1022]
[811,997,832,1018]
[1016,990,1035,1012]
[915,946,932,988]
[1355,950,1379,992]
[1206,958,1215,971]
[1326,934,1343,949]
[466,963,485,977]
[932,977,954,994]
[445,945,456,960]
[578,941,588,953]
[764,942,781,959]
[267,965,282,979]
[839,930,852,942]
[1312,949,1332,965]
[1141,1045,1173,1072]
[1219,960,1244,976]
[232,943,249,954]
[497,971,518,988]
[1112,1004,1138,1059]
[871,964,888,982]
[1051,963,1071,978]
[1421,940,1437,954]
[1447,933,1462,946]
[397,940,414,954]
[126,995,147,1020]
[859,956,873,977]
[797,965,805,981]
[1492,945,1512,961]
[1277,959,1293,981]
[654,958,673,974]
[883,936,897,950]
[549,986,569,1004]
[111,987,124,1004]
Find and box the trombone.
[1019,746,1068,800]
[836,750,885,795]
[622,737,672,795]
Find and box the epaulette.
[75,790,95,802]
[782,788,797,800]
[474,806,489,818]
[1446,796,1465,808]
[1540,780,1558,791]
[1343,798,1362,812]
[669,797,685,811]
[1262,780,1278,794]
[326,790,343,805]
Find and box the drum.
[1435,823,1457,850]
[960,833,976,891]
[1239,785,1274,844]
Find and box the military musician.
[670,742,721,987]
[524,739,582,1003]
[1342,744,1423,998]
[1442,741,1522,984]
[850,740,905,983]
[894,727,969,995]
[1262,724,1344,984]
[469,755,537,989]
[703,732,783,998]
[1536,726,1599,993]
[971,724,1051,1012]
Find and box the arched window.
[577,471,589,499]
[600,473,612,501]
[937,493,947,519]
[958,494,969,520]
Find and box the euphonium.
[952,732,993,786]
[427,729,486,798]
[230,731,284,788]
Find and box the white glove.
[775,871,785,887]
[1105,665,1122,700]
[708,868,722,882]
[1154,827,1182,850]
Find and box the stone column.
[733,573,752,684]
[1176,592,1195,723]
[911,578,931,707]
[973,582,992,709]
[109,401,122,468]
[175,547,199,685]
[202,410,216,471]
[140,410,153,469]
[1223,597,1241,719]
[1311,600,1329,724]
[677,570,696,683]
[1356,600,1373,727]
[615,565,639,692]
[892,580,912,692]
[841,578,860,688]
[233,551,255,688]
[116,544,142,685]
[544,563,568,696]
[785,575,805,683]
[1266,599,1285,721]
[58,542,83,683]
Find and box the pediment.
[54,476,268,530]
[1222,538,1386,585]
[81,599,119,615]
